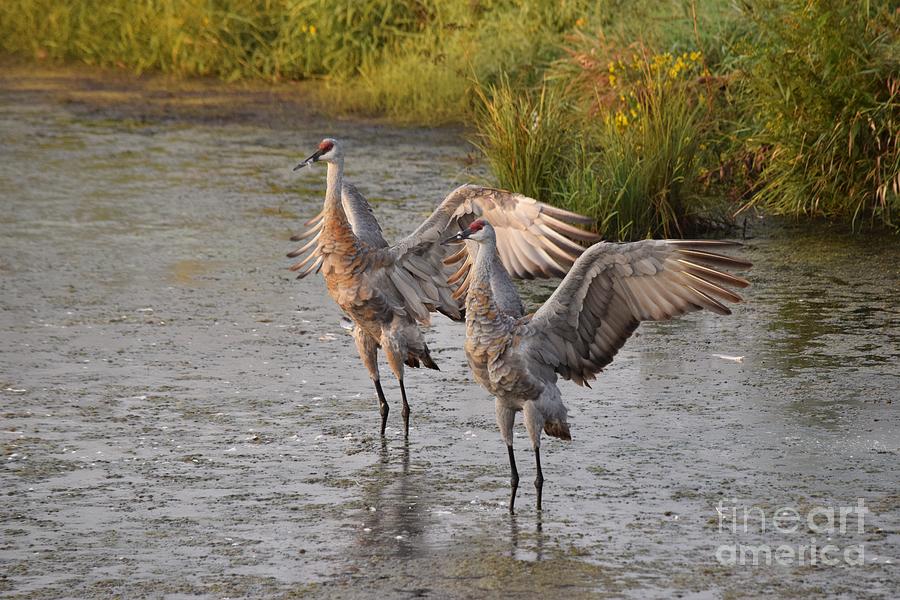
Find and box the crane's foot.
[507,444,519,514]
[534,446,544,512]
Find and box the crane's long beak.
[441,229,470,245]
[293,149,324,171]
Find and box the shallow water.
[1,67,898,599]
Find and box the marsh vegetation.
[2,0,897,236]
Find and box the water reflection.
[354,439,426,560]
[750,228,900,375]
[507,511,545,562]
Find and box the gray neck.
[324,158,344,211]
[466,236,513,329]
[319,157,358,251]
[471,238,498,282]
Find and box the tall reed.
[738,0,899,229]
[472,78,573,202]
[475,45,714,240]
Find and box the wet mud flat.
[1,65,898,599]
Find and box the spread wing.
[523,240,752,386]
[386,184,600,318]
[287,182,386,278]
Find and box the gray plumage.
[449,220,752,512]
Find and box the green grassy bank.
[1,0,897,237]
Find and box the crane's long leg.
[374,379,389,437]
[381,329,410,438]
[399,378,410,439]
[354,327,389,437]
[496,401,518,513]
[522,400,545,513]
[507,444,519,514]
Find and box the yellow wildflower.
[309,25,317,35]
[575,17,586,27]
[608,74,616,87]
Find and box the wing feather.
[295,255,323,279]
[288,183,386,280]
[385,184,598,319]
[289,249,321,273]
[286,230,321,258]
[292,182,597,323]
[524,240,751,384]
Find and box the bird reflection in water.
[507,510,545,562]
[355,440,425,559]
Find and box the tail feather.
[406,343,440,371]
[437,306,466,322]
[543,420,571,441]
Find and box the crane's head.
[441,219,494,245]
[293,138,341,171]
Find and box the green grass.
[474,46,717,240]
[0,0,436,81]
[472,78,573,202]
[737,0,900,230]
[590,71,707,240]
[0,0,593,122]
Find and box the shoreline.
[0,59,468,133]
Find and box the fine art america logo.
[715,499,867,567]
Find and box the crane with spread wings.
[442,219,752,512]
[288,138,599,438]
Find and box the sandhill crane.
[442,219,752,512]
[288,138,599,437]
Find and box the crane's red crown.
[318,140,334,153]
[469,219,485,232]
